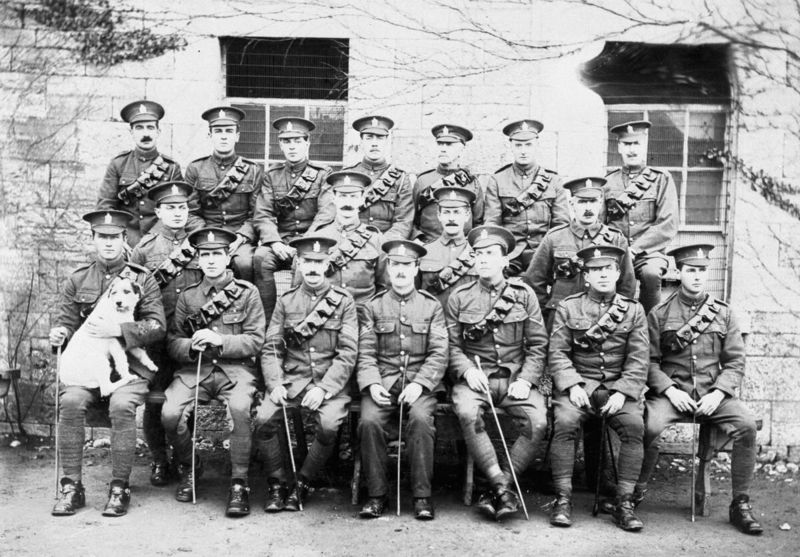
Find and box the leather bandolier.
[574,295,631,351]
[117,156,171,204]
[605,168,659,221]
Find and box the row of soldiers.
[46,99,761,535]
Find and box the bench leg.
[695,424,715,517]
[351,454,362,506]
[463,454,474,506]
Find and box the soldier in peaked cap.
[411,124,488,243]
[485,119,569,276]
[603,120,679,314]
[130,181,204,487]
[547,244,648,531]
[255,234,358,513]
[308,171,388,306]
[184,106,264,284]
[50,210,166,517]
[311,115,414,241]
[253,116,332,324]
[445,225,549,522]
[356,240,448,520]
[523,177,635,329]
[419,186,479,307]
[161,226,265,517]
[633,244,762,535]
[97,100,203,247]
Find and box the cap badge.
[207,231,215,242]
[697,248,704,258]
[171,185,180,195]
[104,213,113,224]
[626,125,634,134]
[286,121,294,131]
[520,121,529,131]
[138,104,147,114]
[449,191,457,200]
[398,244,407,257]
[313,241,321,253]
[371,117,379,128]
[218,109,226,119]
[585,178,592,189]
[479,229,488,240]
[343,175,351,185]
[593,248,601,259]
[442,126,449,136]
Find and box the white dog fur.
[60,276,158,396]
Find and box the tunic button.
[212,359,218,364]
[139,215,144,219]
[400,334,406,339]
[176,288,181,293]
[692,340,697,344]
[310,362,315,367]
[342,283,347,288]
[495,344,500,349]
[369,217,374,221]
[173,240,179,245]
[140,201,145,205]
[400,350,405,355]
[400,301,406,306]
[493,328,499,333]
[296,220,300,224]
[692,355,697,361]
[497,360,502,365]
[105,274,111,279]
[310,347,315,352]
[213,326,219,331]
[311,296,317,301]
[177,271,181,276]
[600,366,605,370]
[600,352,605,356]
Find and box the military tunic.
[418,235,478,308]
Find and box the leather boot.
[549,494,573,527]
[264,480,288,513]
[729,495,764,535]
[359,496,388,519]
[475,490,496,520]
[150,461,170,487]
[175,461,201,503]
[494,486,520,521]
[284,479,309,512]
[52,478,85,516]
[226,480,251,517]
[612,494,644,532]
[600,486,645,514]
[413,497,435,521]
[102,480,131,517]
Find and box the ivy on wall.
[18,0,186,65]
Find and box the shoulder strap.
[184,280,245,335]
[275,165,320,217]
[574,294,631,350]
[284,288,346,347]
[117,156,171,203]
[202,157,252,207]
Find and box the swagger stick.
[54,345,62,498]
[690,371,698,522]
[396,354,410,516]
[274,341,301,511]
[592,414,608,517]
[191,351,203,505]
[474,356,529,520]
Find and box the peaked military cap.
[273,117,315,138]
[326,170,371,193]
[563,176,606,199]
[82,210,133,234]
[434,186,476,208]
[431,124,473,144]
[382,240,426,263]
[667,243,714,267]
[120,100,164,124]
[577,244,626,268]
[202,106,245,127]
[290,235,337,261]
[467,225,515,254]
[147,180,193,204]
[610,120,651,139]
[353,115,394,136]
[189,227,237,250]
[502,119,544,141]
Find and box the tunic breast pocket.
[375,320,398,355]
[630,198,655,223]
[75,289,101,319]
[221,311,245,335]
[319,318,343,352]
[531,197,554,225]
[410,321,430,354]
[496,308,526,345]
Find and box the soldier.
[130,181,204,487]
[255,236,358,512]
[252,117,331,322]
[411,124,488,244]
[547,245,648,531]
[446,225,549,521]
[418,187,479,307]
[357,240,448,520]
[524,177,635,329]
[603,120,679,313]
[161,227,266,517]
[312,116,413,240]
[184,106,264,282]
[485,119,569,275]
[50,210,166,517]
[97,100,202,246]
[310,171,387,307]
[634,244,762,535]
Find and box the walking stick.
[474,356,529,521]
[606,423,619,484]
[273,342,301,510]
[690,375,698,522]
[592,414,608,517]
[54,345,62,498]
[396,354,410,517]
[191,351,203,505]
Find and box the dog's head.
[108,277,142,314]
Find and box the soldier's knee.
[407,404,434,428]
[59,389,91,417]
[638,261,665,285]
[108,394,140,419]
[260,248,280,272]
[160,403,183,431]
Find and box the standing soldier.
[446,225,549,521]
[97,100,202,247]
[312,116,413,240]
[50,210,166,517]
[418,187,479,307]
[130,181,204,487]
[634,244,762,535]
[412,124,488,244]
[161,227,266,517]
[255,236,358,513]
[357,240,448,520]
[524,177,635,329]
[547,245,648,531]
[253,117,331,322]
[485,119,569,276]
[185,106,264,283]
[603,121,679,313]
[311,171,387,307]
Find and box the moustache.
[445,221,458,226]
[305,271,321,277]
[340,205,356,211]
[583,211,594,217]
[140,136,153,142]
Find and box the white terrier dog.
[60,277,158,396]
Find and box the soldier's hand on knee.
[507,379,531,400]
[568,385,590,409]
[270,385,288,406]
[398,382,423,406]
[301,386,326,411]
[272,241,294,261]
[600,391,626,416]
[696,390,725,417]
[49,326,69,347]
[369,384,392,406]
[665,386,697,414]
[192,329,223,350]
[464,367,489,394]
